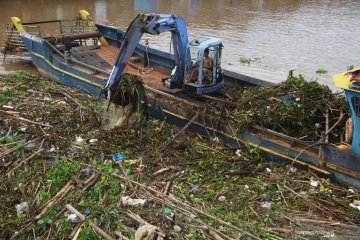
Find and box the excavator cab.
[183,37,224,94]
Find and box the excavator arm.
[106,13,189,92]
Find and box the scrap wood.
[15,116,53,128]
[276,184,289,208]
[205,227,225,240]
[82,163,257,240]
[284,185,334,217]
[68,222,83,239]
[66,204,113,240]
[1,110,53,127]
[153,167,173,175]
[7,139,44,173]
[36,180,74,219]
[161,111,199,154]
[70,223,84,240]
[0,138,38,159]
[114,231,130,240]
[82,172,101,191]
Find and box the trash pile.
[225,74,348,143]
[1,73,360,239]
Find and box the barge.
[7,11,360,189]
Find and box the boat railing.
[4,24,40,52]
[4,19,96,52]
[59,20,95,34]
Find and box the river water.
[1,0,359,88]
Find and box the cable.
[138,39,153,74]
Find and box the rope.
[138,40,153,74]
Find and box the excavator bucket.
[101,73,147,129]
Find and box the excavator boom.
[106,13,189,92]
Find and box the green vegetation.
[226,73,348,142]
[239,57,260,65]
[0,73,359,239]
[316,68,328,75]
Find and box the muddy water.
[1,0,360,88]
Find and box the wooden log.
[66,204,114,240]
[161,111,199,156]
[208,228,225,240]
[35,181,74,219]
[65,204,85,221]
[7,139,44,173]
[68,222,83,239]
[114,231,130,240]
[0,138,37,159]
[82,173,101,191]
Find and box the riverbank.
[1,73,359,239]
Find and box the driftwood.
[66,204,113,240]
[0,138,38,159]
[161,111,199,155]
[114,231,130,240]
[81,163,255,240]
[36,181,74,219]
[68,222,83,239]
[7,139,44,174]
[1,109,53,127]
[82,173,101,191]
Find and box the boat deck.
[91,45,181,93]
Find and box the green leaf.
[37,219,45,225]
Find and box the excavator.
[105,13,225,97]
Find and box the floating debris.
[0,73,359,239]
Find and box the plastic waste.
[164,207,174,221]
[84,167,92,175]
[173,225,182,232]
[18,127,27,133]
[315,123,322,129]
[84,210,91,216]
[265,168,272,173]
[89,139,98,144]
[260,202,274,209]
[310,181,319,188]
[112,153,125,161]
[135,225,157,240]
[263,192,272,202]
[244,184,250,189]
[350,201,360,211]
[218,196,226,202]
[67,213,80,223]
[25,142,37,148]
[281,95,292,103]
[121,196,146,207]
[75,136,84,145]
[290,167,297,173]
[15,202,29,216]
[126,220,135,228]
[235,149,242,157]
[190,183,200,191]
